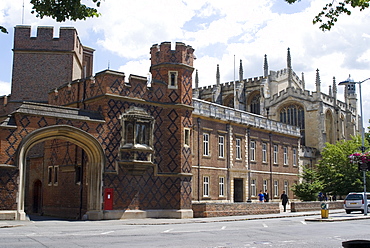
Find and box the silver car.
[344,192,370,214]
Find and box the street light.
[339,75,369,216]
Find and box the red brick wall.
[11,26,89,102]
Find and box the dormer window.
[168,71,178,89]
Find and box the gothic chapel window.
[250,94,260,115]
[279,104,305,145]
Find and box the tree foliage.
[286,0,370,31]
[1,0,101,34]
[291,166,324,201]
[317,136,370,196]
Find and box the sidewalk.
[1,209,369,227]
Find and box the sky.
[1,0,370,129]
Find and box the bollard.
[320,202,329,219]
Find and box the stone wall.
[192,202,280,218]
[290,201,343,212]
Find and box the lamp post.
[339,75,369,216]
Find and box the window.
[203,133,210,156]
[250,93,260,115]
[203,176,210,197]
[54,166,59,186]
[121,106,154,148]
[219,177,225,197]
[48,166,53,185]
[168,71,178,88]
[293,148,297,166]
[218,135,224,158]
[120,106,155,175]
[126,123,134,144]
[184,128,190,147]
[283,147,288,165]
[251,179,256,197]
[250,141,256,161]
[263,179,268,193]
[262,143,267,163]
[274,180,279,197]
[236,138,241,159]
[279,104,305,145]
[135,123,150,145]
[284,181,289,194]
[273,145,278,164]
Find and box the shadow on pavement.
[27,214,78,222]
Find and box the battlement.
[270,68,301,83]
[150,41,195,67]
[13,25,81,52]
[198,76,264,92]
[269,87,314,105]
[11,25,90,102]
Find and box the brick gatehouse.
[0,26,300,220]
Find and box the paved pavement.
[1,209,370,227]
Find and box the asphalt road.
[0,212,369,247]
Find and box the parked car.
[343,192,370,214]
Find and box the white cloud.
[0,80,11,96]
[1,0,370,126]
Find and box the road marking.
[263,223,268,228]
[101,231,114,235]
[301,221,307,225]
[221,226,226,230]
[163,229,173,233]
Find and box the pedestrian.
[281,190,289,212]
[318,192,323,201]
[258,191,265,202]
[264,191,269,202]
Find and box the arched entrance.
[16,125,106,220]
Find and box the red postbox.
[104,188,114,210]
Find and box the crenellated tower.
[149,42,194,105]
[149,42,195,215]
[10,25,94,103]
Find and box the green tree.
[1,0,101,34]
[291,166,324,201]
[285,0,370,31]
[317,136,369,196]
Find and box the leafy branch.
[286,0,370,31]
[1,0,102,34]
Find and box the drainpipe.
[269,133,273,199]
[247,128,251,202]
[226,123,231,201]
[197,118,201,201]
[79,150,85,220]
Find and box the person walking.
[281,191,289,212]
[258,191,265,202]
[264,191,269,202]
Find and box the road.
[0,213,369,247]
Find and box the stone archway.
[16,125,106,220]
